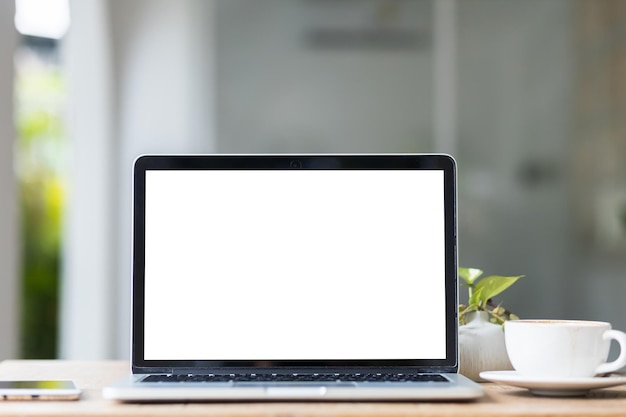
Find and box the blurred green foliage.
[15,65,66,359]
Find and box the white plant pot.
[459,311,513,381]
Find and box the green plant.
[16,64,66,359]
[458,267,523,326]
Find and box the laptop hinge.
[167,366,457,375]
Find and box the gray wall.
[456,0,574,317]
[457,0,626,338]
[216,0,434,153]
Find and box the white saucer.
[479,371,626,397]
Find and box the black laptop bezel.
[131,154,458,374]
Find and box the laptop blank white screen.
[143,169,447,360]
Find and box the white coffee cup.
[504,319,626,378]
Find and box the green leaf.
[472,275,523,306]
[468,286,484,307]
[458,267,483,285]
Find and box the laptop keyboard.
[142,373,448,383]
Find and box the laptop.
[103,154,483,401]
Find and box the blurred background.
[0,0,625,360]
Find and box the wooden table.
[0,361,625,416]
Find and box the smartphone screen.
[0,381,76,389]
[0,380,80,400]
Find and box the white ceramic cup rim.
[506,319,610,327]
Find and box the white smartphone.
[0,380,81,401]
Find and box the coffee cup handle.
[595,330,626,375]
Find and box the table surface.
[0,361,625,416]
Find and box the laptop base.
[104,373,483,402]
